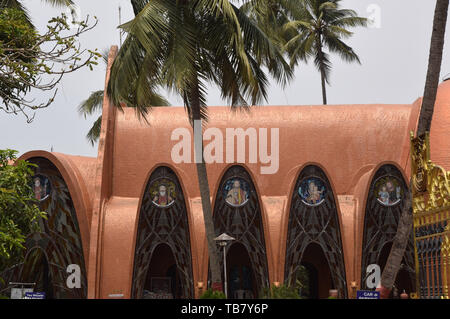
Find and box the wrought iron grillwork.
[0,158,87,298]
[284,165,347,298]
[361,164,415,291]
[415,222,448,298]
[212,165,269,294]
[131,166,194,298]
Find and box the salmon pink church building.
[1,48,450,299]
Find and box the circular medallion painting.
[150,179,176,208]
[374,176,402,206]
[223,178,250,207]
[32,175,51,201]
[298,177,327,206]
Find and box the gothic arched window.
[0,158,87,299]
[131,166,194,299]
[361,164,415,293]
[285,165,347,298]
[212,165,269,297]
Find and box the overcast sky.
[1,0,449,158]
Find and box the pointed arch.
[212,165,269,297]
[284,165,347,298]
[0,157,88,298]
[360,164,415,292]
[131,166,194,298]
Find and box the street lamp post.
[214,233,235,298]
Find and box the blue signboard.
[356,290,380,299]
[24,292,46,299]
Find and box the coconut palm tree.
[283,0,367,104]
[107,0,292,292]
[379,0,449,299]
[78,49,168,145]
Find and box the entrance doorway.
[143,244,181,298]
[297,243,333,299]
[226,243,256,299]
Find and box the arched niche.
[0,157,87,298]
[211,165,269,298]
[284,165,347,298]
[131,166,194,299]
[360,164,415,293]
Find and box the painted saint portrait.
[150,179,176,208]
[298,177,326,206]
[374,176,402,206]
[32,175,51,201]
[223,178,250,207]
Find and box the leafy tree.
[282,0,367,104]
[379,0,449,298]
[0,6,100,122]
[107,0,292,291]
[0,149,46,280]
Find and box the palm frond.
[314,48,332,84]
[86,115,102,146]
[42,0,73,7]
[323,31,360,63]
[78,90,104,117]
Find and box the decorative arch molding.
[0,157,88,298]
[284,165,347,297]
[211,165,270,294]
[360,164,415,290]
[131,166,194,299]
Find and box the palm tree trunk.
[189,81,223,293]
[317,35,328,105]
[378,0,449,299]
[378,188,413,298]
[417,0,449,134]
[320,67,327,105]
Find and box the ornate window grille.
[131,166,194,298]
[211,165,269,295]
[284,165,347,298]
[360,164,415,292]
[0,158,87,298]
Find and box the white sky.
[1,0,449,158]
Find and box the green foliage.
[0,6,100,122]
[260,284,301,299]
[244,0,367,104]
[199,289,227,299]
[0,149,46,274]
[283,0,367,78]
[78,47,168,146]
[294,265,310,297]
[107,0,292,123]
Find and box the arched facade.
[211,165,269,297]
[0,157,87,298]
[284,165,347,298]
[360,164,416,293]
[9,55,450,299]
[131,166,194,299]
